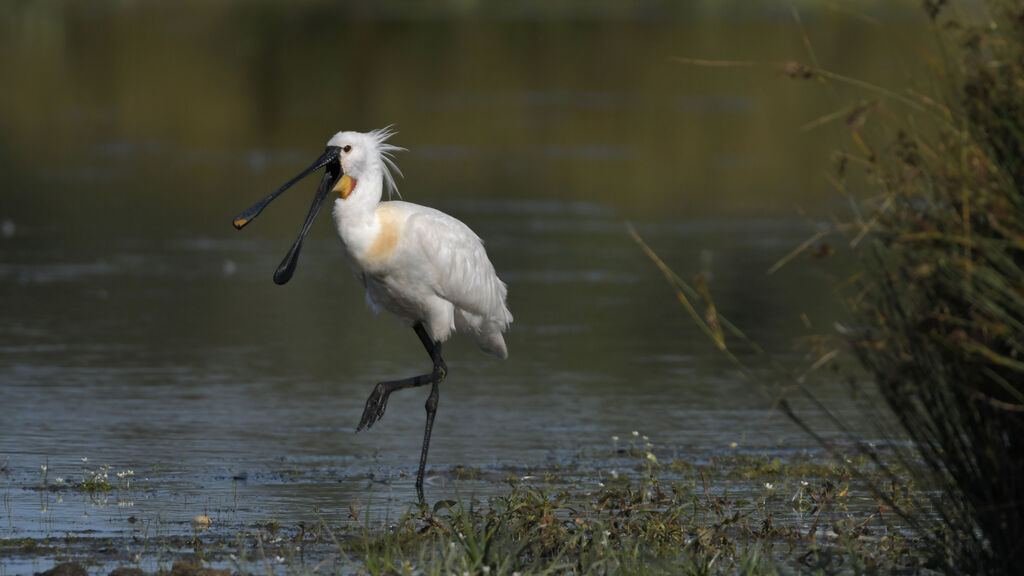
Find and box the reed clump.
[839,1,1023,573]
[651,1,1024,573]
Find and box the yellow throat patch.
[334,174,357,199]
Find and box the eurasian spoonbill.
[233,127,512,499]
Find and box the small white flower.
[632,430,639,437]
[482,567,491,575]
[275,556,284,564]
[41,464,47,472]
[611,435,619,442]
[645,452,659,464]
[730,442,738,449]
[597,482,605,488]
[801,480,809,487]
[610,469,619,479]
[81,457,88,464]
[56,477,63,484]
[764,482,774,491]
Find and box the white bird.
[233,127,512,499]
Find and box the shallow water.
[1,211,851,533]
[1,1,932,569]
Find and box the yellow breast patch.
[365,205,400,262]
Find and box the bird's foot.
[356,382,390,431]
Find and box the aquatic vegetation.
[338,451,926,576]
[76,463,136,495]
[316,437,922,574]
[3,443,926,574]
[644,1,1024,573]
[838,2,1024,573]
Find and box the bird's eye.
[343,145,352,153]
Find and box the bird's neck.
[332,171,384,254]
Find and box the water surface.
[1,0,932,565]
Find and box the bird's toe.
[356,383,390,431]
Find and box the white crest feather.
[368,126,405,200]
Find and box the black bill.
[231,145,343,285]
[232,146,341,230]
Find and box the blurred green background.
[1,0,935,234]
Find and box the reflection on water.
[1,0,928,554]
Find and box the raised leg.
[357,368,441,431]
[355,323,447,499]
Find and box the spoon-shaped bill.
[273,159,342,285]
[233,146,341,230]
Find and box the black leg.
[355,323,447,499]
[417,381,440,501]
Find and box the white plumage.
[232,127,511,499]
[328,129,513,357]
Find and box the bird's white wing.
[403,205,512,329]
